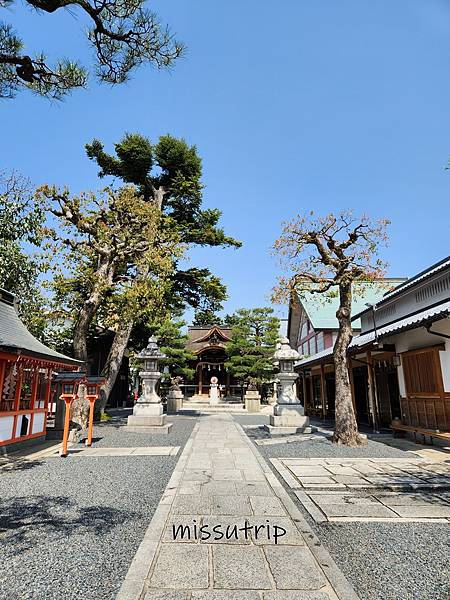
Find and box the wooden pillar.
[320,364,326,421]
[302,374,308,414]
[28,365,40,437]
[12,362,22,439]
[366,351,380,431]
[0,360,6,403]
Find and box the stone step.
[180,403,246,413]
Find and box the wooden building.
[287,280,405,357]
[294,258,450,434]
[185,325,240,399]
[0,288,81,450]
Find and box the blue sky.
[1,0,449,321]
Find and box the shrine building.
[0,288,81,451]
[185,325,240,399]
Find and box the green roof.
[299,280,406,330]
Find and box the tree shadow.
[0,457,45,472]
[0,495,138,556]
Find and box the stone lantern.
[126,336,172,433]
[268,337,310,434]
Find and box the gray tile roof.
[0,290,82,366]
[296,300,450,369]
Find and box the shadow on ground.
[0,458,44,472]
[0,495,137,556]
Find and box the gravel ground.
[238,415,450,600]
[0,413,196,600]
[318,522,450,600]
[83,409,197,448]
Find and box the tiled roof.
[0,289,82,366]
[296,299,450,368]
[381,256,450,302]
[298,280,405,330]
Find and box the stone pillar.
[244,389,261,412]
[126,337,172,434]
[268,338,311,435]
[167,378,184,414]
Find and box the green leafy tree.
[272,210,389,447]
[0,0,183,99]
[225,308,280,388]
[85,133,238,318]
[0,171,47,335]
[193,309,223,326]
[39,184,180,408]
[153,318,195,380]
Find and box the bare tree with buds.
[272,210,390,447]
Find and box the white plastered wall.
[0,416,14,442]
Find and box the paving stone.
[198,516,253,543]
[184,469,212,483]
[319,503,398,518]
[149,544,209,589]
[249,496,287,516]
[374,492,445,506]
[388,504,450,518]
[179,482,202,495]
[210,495,252,515]
[202,481,237,496]
[251,516,304,545]
[163,516,203,542]
[212,544,271,589]
[172,494,211,515]
[192,592,261,599]
[243,470,267,482]
[263,592,331,600]
[289,466,332,477]
[145,591,189,599]
[323,465,360,475]
[298,477,340,486]
[350,464,382,475]
[311,493,375,506]
[264,546,326,589]
[333,475,371,486]
[235,482,274,496]
[212,469,244,481]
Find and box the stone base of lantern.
[126,403,172,434]
[266,404,313,435]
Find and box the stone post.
[267,337,311,435]
[244,390,261,412]
[167,376,184,414]
[126,336,172,433]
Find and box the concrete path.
[116,414,358,600]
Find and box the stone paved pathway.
[270,457,450,524]
[272,457,450,490]
[117,414,359,600]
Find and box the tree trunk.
[333,282,366,447]
[72,260,113,363]
[99,319,134,411]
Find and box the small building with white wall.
[0,288,81,452]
